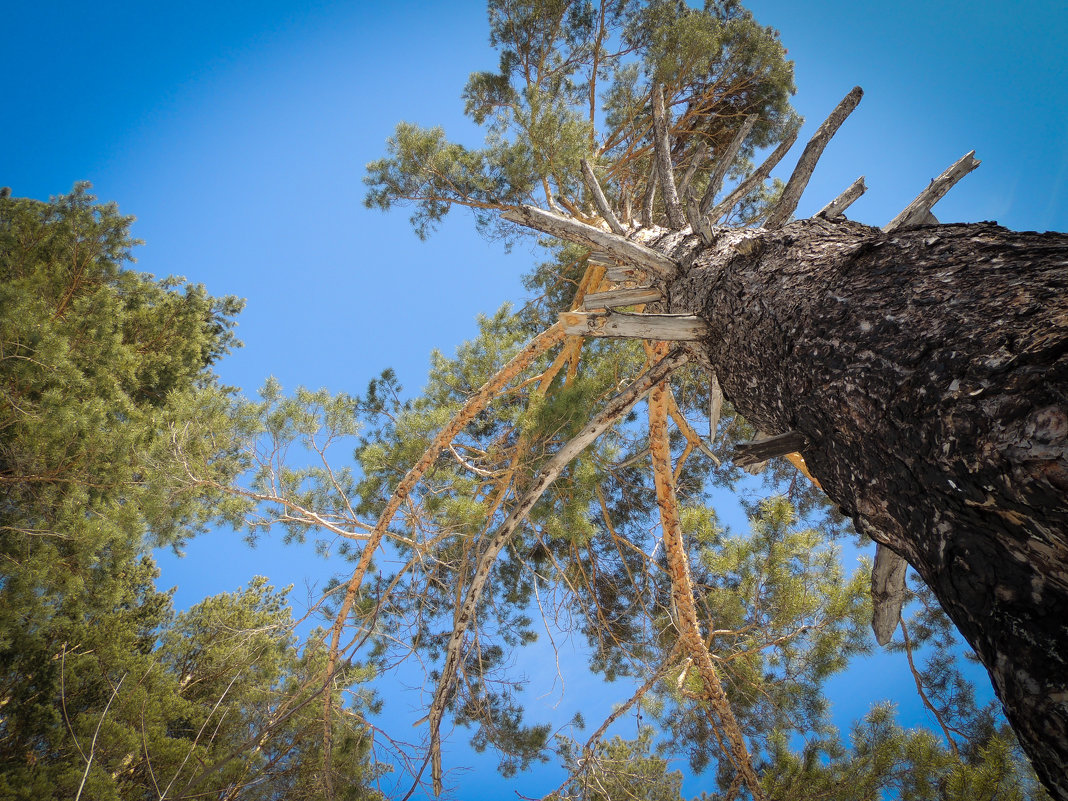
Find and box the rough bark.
[662,217,1068,799]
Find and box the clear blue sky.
[5,1,1067,797]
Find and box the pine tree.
[0,186,383,799]
[171,1,1062,798]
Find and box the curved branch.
[322,323,566,777]
[422,347,692,796]
[648,374,766,801]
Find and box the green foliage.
[0,186,382,799]
[364,0,796,239]
[552,728,685,801]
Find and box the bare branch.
[764,86,864,229]
[817,175,867,219]
[685,193,716,245]
[884,150,980,232]
[651,84,686,227]
[582,286,664,310]
[707,125,800,224]
[581,158,626,235]
[502,205,679,278]
[641,161,658,228]
[560,311,708,341]
[699,115,757,216]
[677,139,708,201]
[708,372,723,445]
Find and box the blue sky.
[5,1,1067,797]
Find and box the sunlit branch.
[648,369,766,801]
[422,347,691,796]
[651,83,686,228]
[884,150,980,232]
[817,175,867,219]
[763,87,863,229]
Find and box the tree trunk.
[665,216,1068,798]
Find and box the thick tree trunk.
[666,217,1068,798]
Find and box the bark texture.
[663,217,1068,799]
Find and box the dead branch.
[764,87,864,229]
[560,311,708,341]
[503,205,679,278]
[581,158,626,235]
[651,84,686,228]
[733,430,808,467]
[707,125,799,224]
[871,543,909,645]
[884,150,980,231]
[817,175,867,219]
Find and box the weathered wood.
[707,124,799,224]
[708,372,723,445]
[699,114,757,216]
[502,204,679,278]
[685,193,715,245]
[817,175,867,219]
[561,311,708,341]
[651,84,686,228]
[871,543,908,645]
[587,250,616,267]
[581,158,626,235]
[604,266,646,283]
[677,138,708,201]
[885,150,980,231]
[582,286,664,309]
[641,159,658,227]
[764,87,864,229]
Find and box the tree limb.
[764,86,864,229]
[884,150,980,231]
[423,347,692,796]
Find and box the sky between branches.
[5,0,1067,796]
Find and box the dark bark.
[664,217,1068,798]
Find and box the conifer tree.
[0,186,383,799]
[175,1,1061,798]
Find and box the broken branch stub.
[817,175,867,219]
[502,205,679,279]
[560,311,709,341]
[884,150,980,232]
[764,86,864,229]
[733,430,809,466]
[871,543,909,645]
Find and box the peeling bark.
[662,217,1068,798]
